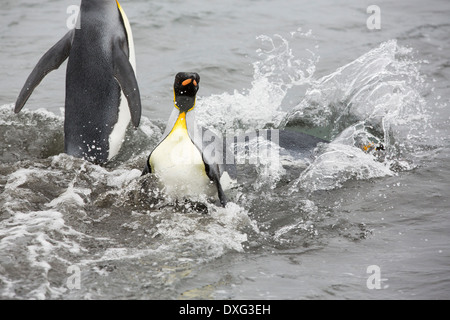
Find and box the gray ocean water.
[1,0,449,300]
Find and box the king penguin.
[14,0,141,164]
[142,72,234,207]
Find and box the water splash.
[193,35,436,193]
[293,143,394,191]
[284,40,437,191]
[195,29,319,134]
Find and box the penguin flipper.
[216,182,228,207]
[15,30,75,113]
[204,162,227,207]
[193,126,231,207]
[113,41,142,128]
[141,155,152,176]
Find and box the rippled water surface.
[1,0,449,299]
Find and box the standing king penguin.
[142,73,234,207]
[14,0,141,164]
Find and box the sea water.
[0,0,449,299]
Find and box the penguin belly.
[150,126,216,199]
[108,2,137,160]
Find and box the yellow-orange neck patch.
[171,112,187,134]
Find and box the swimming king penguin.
[14,0,141,164]
[142,72,234,207]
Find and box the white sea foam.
[153,203,253,258]
[0,210,87,299]
[46,183,91,208]
[292,143,394,191]
[0,104,62,125]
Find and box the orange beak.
[181,79,198,86]
[182,79,192,86]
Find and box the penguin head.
[173,72,200,113]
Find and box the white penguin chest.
[149,125,214,198]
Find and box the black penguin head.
[173,72,200,113]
